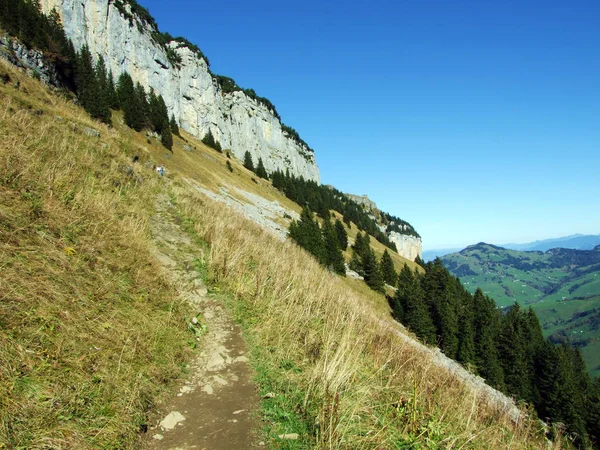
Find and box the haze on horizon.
[139,0,600,251]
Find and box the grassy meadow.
[0,59,566,448]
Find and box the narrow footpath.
[144,193,259,450]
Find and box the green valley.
[442,243,600,376]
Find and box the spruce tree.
[134,82,149,131]
[422,259,459,359]
[288,207,325,264]
[170,114,180,136]
[334,219,348,250]
[456,287,476,366]
[243,151,254,172]
[117,72,144,131]
[255,157,268,179]
[107,69,119,109]
[93,55,111,124]
[380,249,397,286]
[363,248,385,293]
[498,303,529,399]
[473,288,504,389]
[348,250,364,276]
[397,265,436,344]
[322,220,346,275]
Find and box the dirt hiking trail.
[144,192,260,450]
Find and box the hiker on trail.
[156,165,165,176]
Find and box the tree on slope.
[334,219,348,250]
[288,206,325,264]
[255,157,268,179]
[472,288,504,389]
[380,249,397,286]
[322,219,346,275]
[395,264,436,345]
[243,151,254,172]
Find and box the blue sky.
[140,0,600,250]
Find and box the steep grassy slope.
[442,243,600,376]
[0,61,192,448]
[0,60,560,448]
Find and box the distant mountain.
[441,243,600,376]
[422,248,462,262]
[503,234,600,252]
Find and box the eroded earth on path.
[144,193,259,450]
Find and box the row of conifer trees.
[392,259,600,448]
[1,0,179,150]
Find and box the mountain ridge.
[39,0,320,182]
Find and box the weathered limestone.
[40,0,320,182]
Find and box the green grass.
[443,244,600,376]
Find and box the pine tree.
[255,157,268,179]
[348,250,364,277]
[322,220,346,275]
[243,151,254,172]
[363,248,385,293]
[107,70,119,109]
[288,207,325,264]
[117,72,139,130]
[380,249,397,286]
[170,114,180,136]
[498,303,529,399]
[334,219,348,250]
[473,288,504,389]
[134,82,149,131]
[93,56,111,124]
[422,259,459,359]
[396,265,436,344]
[456,287,476,366]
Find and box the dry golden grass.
[0,58,564,449]
[171,179,557,449]
[0,61,192,448]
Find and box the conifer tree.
[456,287,476,366]
[348,250,364,276]
[380,249,397,286]
[363,248,385,293]
[334,219,348,250]
[322,220,346,275]
[170,114,180,136]
[117,72,144,131]
[397,265,436,344]
[422,259,459,359]
[498,303,529,399]
[255,157,268,179]
[107,69,119,109]
[288,207,325,264]
[134,82,149,130]
[93,55,111,124]
[243,151,254,172]
[473,288,504,389]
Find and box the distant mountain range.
[502,234,600,252]
[424,234,600,261]
[440,243,600,376]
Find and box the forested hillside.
[442,243,600,378]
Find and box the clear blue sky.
[140,0,600,250]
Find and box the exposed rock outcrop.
[40,0,320,182]
[388,232,422,262]
[0,34,61,86]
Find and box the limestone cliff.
[346,193,422,261]
[40,0,320,182]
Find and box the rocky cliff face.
[40,0,320,182]
[388,232,422,262]
[0,34,61,86]
[346,192,423,261]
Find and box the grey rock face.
[40,0,320,182]
[0,34,61,87]
[388,232,422,262]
